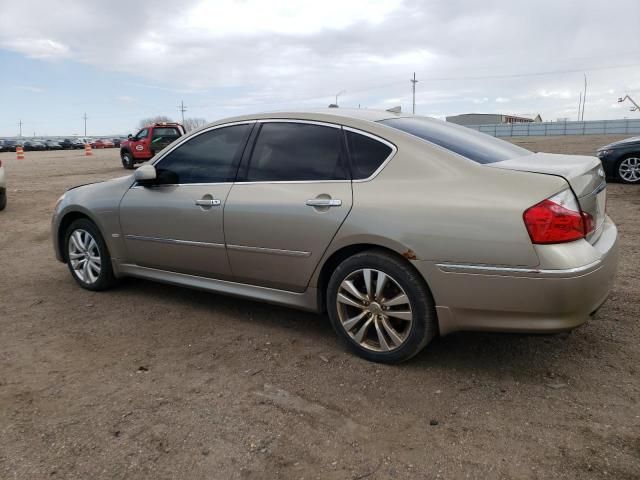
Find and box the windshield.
[379,117,531,164]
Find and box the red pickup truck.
[120,122,185,169]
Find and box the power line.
[177,100,187,124]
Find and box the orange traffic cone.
[84,143,93,156]
[16,146,24,160]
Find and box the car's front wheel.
[617,155,640,184]
[327,250,438,363]
[121,151,134,169]
[64,219,117,291]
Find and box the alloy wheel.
[336,268,413,352]
[68,229,101,284]
[619,157,640,183]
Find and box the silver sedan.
[52,109,618,363]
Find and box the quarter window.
[346,131,393,179]
[154,124,252,184]
[244,123,348,182]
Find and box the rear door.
[224,120,353,292]
[119,122,254,279]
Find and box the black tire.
[64,218,118,291]
[326,249,438,364]
[0,189,6,211]
[121,150,135,169]
[616,155,640,184]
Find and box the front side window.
[135,128,149,141]
[154,124,252,184]
[244,122,348,182]
[379,117,530,164]
[346,131,393,179]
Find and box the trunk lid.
[487,153,607,243]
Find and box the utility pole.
[177,100,187,125]
[18,119,23,137]
[334,90,346,107]
[581,74,587,121]
[82,113,88,136]
[410,72,418,114]
[577,92,582,121]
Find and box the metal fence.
[465,119,640,137]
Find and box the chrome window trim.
[125,234,225,249]
[227,244,311,257]
[133,118,398,187]
[131,182,233,189]
[343,126,398,183]
[255,118,342,129]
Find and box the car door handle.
[306,199,342,207]
[195,199,221,207]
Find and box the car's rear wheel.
[327,250,437,363]
[121,151,134,169]
[64,219,117,291]
[617,156,640,184]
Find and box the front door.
[119,122,254,279]
[225,121,353,292]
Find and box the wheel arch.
[313,242,434,314]
[56,210,105,262]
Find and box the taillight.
[523,189,593,244]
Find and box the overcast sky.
[0,0,639,136]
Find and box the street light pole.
[335,90,346,107]
[82,113,88,136]
[618,95,640,112]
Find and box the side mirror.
[127,134,133,139]
[134,164,157,185]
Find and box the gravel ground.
[0,136,638,479]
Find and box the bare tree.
[138,115,174,128]
[183,117,208,132]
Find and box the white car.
[0,159,6,210]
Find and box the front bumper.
[414,217,619,335]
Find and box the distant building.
[446,113,542,126]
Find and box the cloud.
[15,85,44,93]
[0,0,639,121]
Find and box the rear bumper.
[414,217,619,335]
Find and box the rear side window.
[152,127,181,140]
[154,124,251,184]
[346,131,393,179]
[379,117,530,164]
[244,123,348,182]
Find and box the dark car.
[23,141,47,151]
[0,140,5,152]
[59,138,83,149]
[4,140,24,152]
[112,138,123,148]
[45,140,63,150]
[596,136,640,184]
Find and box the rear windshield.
[379,117,530,164]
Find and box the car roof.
[214,108,411,124]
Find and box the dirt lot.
[0,136,638,479]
